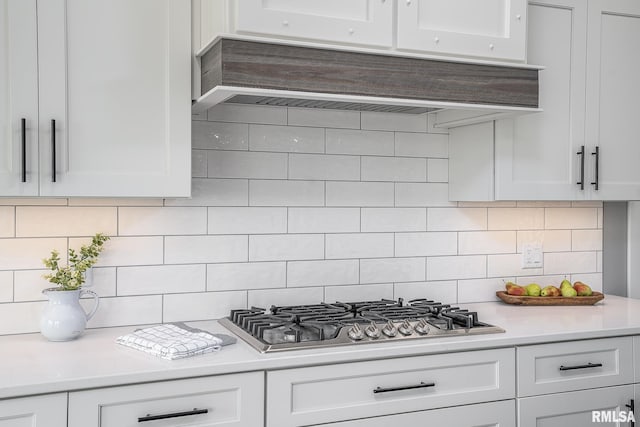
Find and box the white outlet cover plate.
[522,244,543,269]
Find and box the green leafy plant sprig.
[43,233,110,291]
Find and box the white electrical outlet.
[522,244,543,269]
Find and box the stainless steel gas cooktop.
[219,298,505,353]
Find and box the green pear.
[560,279,572,289]
[561,286,578,297]
[525,283,541,297]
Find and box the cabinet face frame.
[0,393,67,426]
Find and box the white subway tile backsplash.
[458,278,511,303]
[360,257,425,284]
[427,208,487,231]
[326,233,394,259]
[163,291,247,322]
[0,238,66,270]
[14,267,116,301]
[192,150,208,178]
[324,283,394,302]
[427,159,448,183]
[517,230,572,253]
[361,208,426,232]
[249,124,325,153]
[0,198,67,206]
[207,262,286,291]
[545,208,598,229]
[597,251,603,273]
[288,208,360,233]
[326,129,394,156]
[287,260,359,287]
[165,178,248,207]
[361,157,427,182]
[85,295,162,328]
[544,251,597,275]
[289,154,360,181]
[0,301,44,334]
[208,207,287,234]
[0,207,14,237]
[288,108,360,129]
[192,121,248,150]
[427,255,486,281]
[208,151,288,179]
[572,229,603,251]
[207,103,287,125]
[571,201,603,208]
[249,234,324,261]
[0,271,12,302]
[393,281,457,303]
[395,232,457,257]
[517,201,571,208]
[395,183,454,207]
[72,237,163,267]
[459,231,516,255]
[165,236,247,264]
[68,198,163,207]
[117,265,206,296]
[570,273,602,293]
[119,207,206,236]
[487,254,543,277]
[597,207,603,229]
[488,208,544,230]
[248,287,324,309]
[16,207,117,238]
[395,132,448,158]
[250,180,324,206]
[326,182,394,207]
[361,112,428,132]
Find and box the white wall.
[0,104,603,335]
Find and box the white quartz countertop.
[3,295,640,399]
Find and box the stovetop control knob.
[415,318,430,335]
[347,323,364,341]
[382,320,397,337]
[398,319,413,336]
[365,322,381,339]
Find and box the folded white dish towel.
[116,323,224,360]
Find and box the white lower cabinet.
[0,393,67,427]
[266,348,515,427]
[518,385,634,427]
[68,372,263,427]
[316,400,515,427]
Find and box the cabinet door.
[518,385,634,427]
[0,0,38,196]
[235,0,393,48]
[494,0,587,200]
[585,0,640,200]
[317,400,516,427]
[36,0,191,198]
[0,393,67,427]
[397,0,527,61]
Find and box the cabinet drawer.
[517,337,633,397]
[68,371,263,427]
[266,348,515,427]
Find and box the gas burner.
[220,298,504,353]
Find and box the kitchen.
[1,0,639,426]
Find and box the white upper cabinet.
[397,0,527,61]
[0,0,191,198]
[0,0,39,196]
[585,0,640,200]
[235,0,393,48]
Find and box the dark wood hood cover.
[200,38,539,109]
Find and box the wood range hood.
[193,36,540,128]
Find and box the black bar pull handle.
[576,145,585,190]
[138,408,208,423]
[591,146,600,191]
[51,119,56,183]
[21,118,26,183]
[559,362,603,371]
[373,381,435,394]
[626,398,635,427]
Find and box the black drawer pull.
[21,118,26,183]
[51,119,56,183]
[626,399,634,427]
[374,381,435,394]
[138,408,208,422]
[576,145,585,190]
[559,362,603,371]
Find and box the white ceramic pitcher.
[40,288,100,341]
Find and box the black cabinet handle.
[576,145,585,190]
[138,408,208,423]
[51,119,56,183]
[21,118,26,183]
[559,362,602,371]
[591,146,600,191]
[626,399,635,427]
[373,381,435,394]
